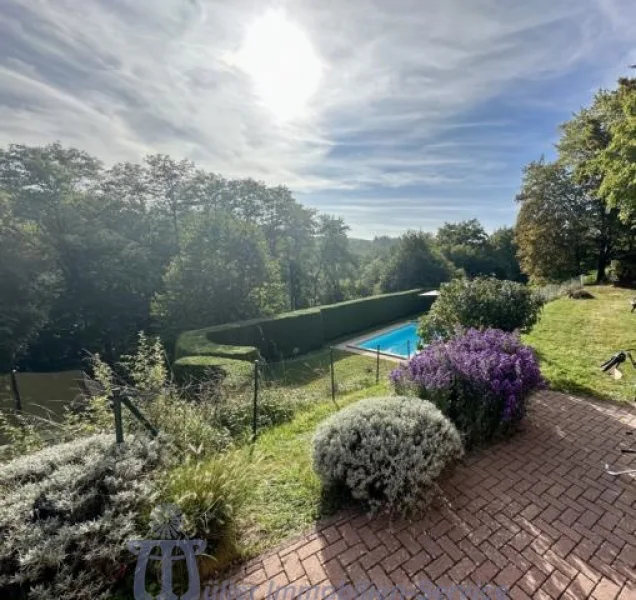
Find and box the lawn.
[523,285,635,403]
[262,347,396,394]
[235,381,389,559]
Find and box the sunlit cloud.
[0,0,634,236]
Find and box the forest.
[1,77,634,374]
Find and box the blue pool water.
[354,322,420,358]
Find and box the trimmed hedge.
[205,308,324,360]
[174,290,435,375]
[321,289,435,341]
[175,329,259,361]
[173,356,254,388]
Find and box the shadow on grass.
[532,348,635,405]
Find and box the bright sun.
[237,10,322,121]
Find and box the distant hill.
[349,236,398,258]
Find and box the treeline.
[0,143,521,373]
[514,77,636,285]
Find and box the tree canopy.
[0,142,528,373]
[515,77,636,284]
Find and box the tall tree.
[0,194,59,371]
[143,154,197,255]
[152,212,286,337]
[311,216,357,304]
[515,160,595,283]
[380,231,455,292]
[557,81,634,282]
[592,78,636,223]
[488,227,525,282]
[436,219,500,278]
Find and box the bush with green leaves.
[419,277,543,341]
[312,396,463,513]
[0,434,168,599]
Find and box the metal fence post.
[252,360,259,441]
[10,368,22,412]
[407,339,411,359]
[376,346,380,384]
[330,349,338,408]
[113,390,124,444]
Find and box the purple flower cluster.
[391,329,545,435]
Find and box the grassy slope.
[236,382,389,558]
[262,347,396,394]
[523,286,635,403]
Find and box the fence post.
[407,340,411,359]
[113,390,124,444]
[252,360,259,441]
[330,349,338,408]
[10,368,22,412]
[376,346,380,384]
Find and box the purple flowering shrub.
[390,328,545,446]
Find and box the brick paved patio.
[223,392,636,599]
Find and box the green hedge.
[175,329,259,361]
[173,356,254,388]
[206,308,324,360]
[175,307,324,362]
[174,289,435,370]
[322,289,435,341]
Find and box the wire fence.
[2,347,400,447]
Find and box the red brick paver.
[217,392,636,599]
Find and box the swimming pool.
[353,321,420,359]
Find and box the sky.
[0,0,635,238]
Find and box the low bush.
[0,434,168,600]
[391,329,545,447]
[567,288,595,300]
[312,396,463,513]
[160,451,254,571]
[536,278,584,303]
[419,277,543,342]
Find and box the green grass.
[523,286,635,403]
[234,382,389,558]
[262,347,396,393]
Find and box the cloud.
[0,0,634,236]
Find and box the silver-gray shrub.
[0,433,168,599]
[312,396,463,513]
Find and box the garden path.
[219,392,636,599]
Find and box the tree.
[143,154,197,255]
[435,219,522,279]
[556,81,635,282]
[488,227,525,282]
[0,144,170,369]
[593,78,636,223]
[515,160,595,283]
[0,194,59,371]
[436,219,488,248]
[152,212,285,337]
[310,216,357,304]
[380,231,456,292]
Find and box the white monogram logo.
[128,504,206,600]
